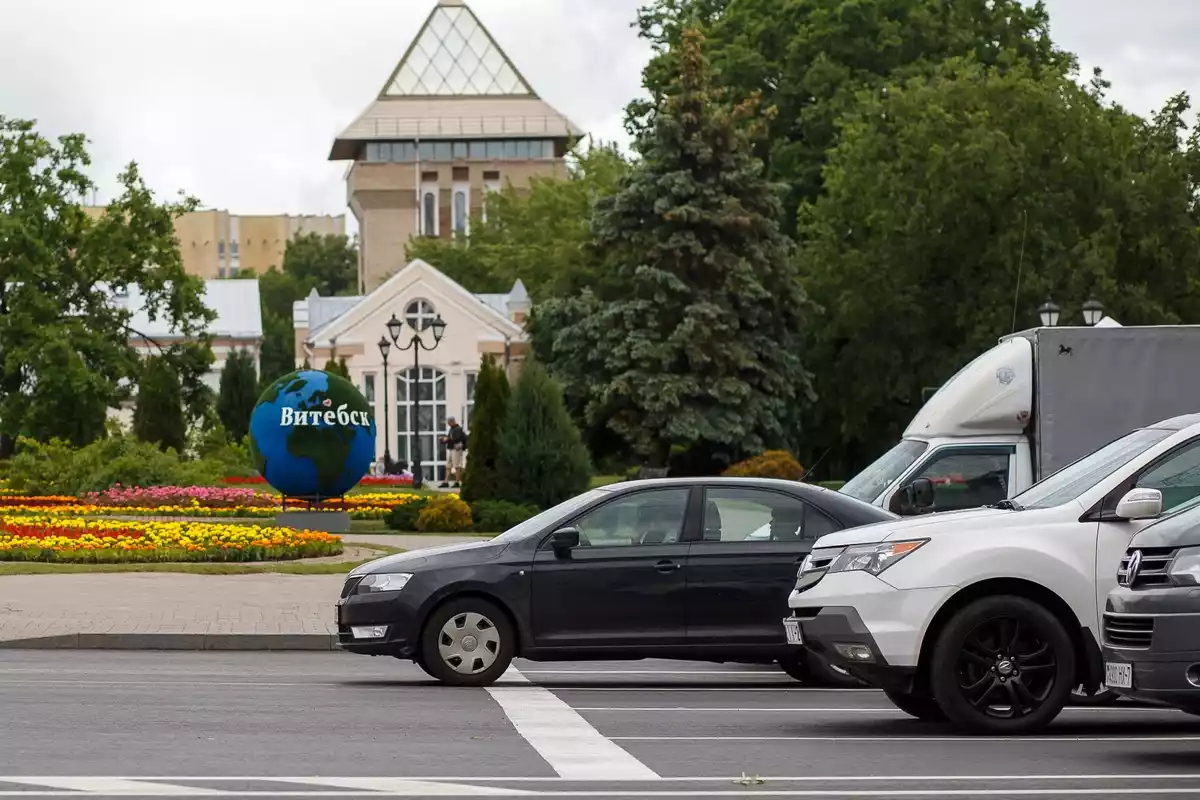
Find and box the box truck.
[839,325,1200,516]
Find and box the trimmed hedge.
[384,497,431,531]
[470,499,539,532]
[415,495,475,533]
[723,450,805,481]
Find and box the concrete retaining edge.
[0,633,341,651]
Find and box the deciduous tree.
[0,116,213,448]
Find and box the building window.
[405,298,438,331]
[464,371,477,430]
[422,192,437,236]
[453,189,468,234]
[504,141,518,159]
[469,141,486,160]
[395,367,448,482]
[419,142,435,161]
[452,142,467,159]
[434,142,452,160]
[487,141,503,160]
[364,373,376,404]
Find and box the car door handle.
[654,559,680,573]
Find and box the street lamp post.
[1038,299,1062,327]
[388,312,447,490]
[377,336,393,473]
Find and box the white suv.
[786,414,1200,734]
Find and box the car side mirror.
[550,527,580,553]
[892,478,936,516]
[1115,488,1163,521]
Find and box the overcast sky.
[2,0,1198,222]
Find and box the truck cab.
[840,336,1035,515]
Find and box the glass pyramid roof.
[384,3,534,97]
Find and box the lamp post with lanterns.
[377,335,394,473]
[386,311,447,490]
[1038,297,1104,328]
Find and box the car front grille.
[340,576,364,598]
[1103,613,1155,650]
[1117,547,1178,588]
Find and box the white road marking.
[611,735,1200,742]
[2,778,222,795]
[571,706,1173,713]
[484,667,659,780]
[269,777,531,795]
[516,669,777,675]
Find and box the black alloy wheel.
[930,595,1074,735]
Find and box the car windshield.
[840,439,929,503]
[488,488,612,544]
[1015,428,1175,510]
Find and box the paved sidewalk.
[0,534,481,650]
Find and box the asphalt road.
[1,651,1199,798]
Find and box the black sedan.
[336,477,896,686]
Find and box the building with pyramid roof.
[331,0,584,293]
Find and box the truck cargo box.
[1035,326,1200,478]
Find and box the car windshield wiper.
[990,499,1024,511]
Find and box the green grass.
[589,474,626,488]
[0,543,405,576]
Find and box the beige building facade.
[330,0,583,293]
[85,207,345,280]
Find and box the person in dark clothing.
[440,417,468,488]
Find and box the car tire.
[930,595,1075,735]
[779,651,863,687]
[884,687,947,721]
[419,597,515,687]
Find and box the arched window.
[423,192,437,236]
[453,190,467,234]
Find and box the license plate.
[783,617,803,645]
[1105,661,1133,689]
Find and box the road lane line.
[485,667,659,780]
[2,788,1200,797]
[3,778,225,795]
[269,777,532,795]
[610,735,1200,742]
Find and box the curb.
[0,633,341,651]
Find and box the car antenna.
[804,448,831,484]
[1009,208,1029,333]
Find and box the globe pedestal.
[275,510,351,534]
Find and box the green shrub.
[723,450,805,481]
[415,495,475,533]
[384,497,431,531]
[460,355,510,503]
[6,432,226,496]
[496,359,591,509]
[470,499,539,532]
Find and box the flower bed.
[0,488,434,520]
[224,474,415,487]
[0,515,343,564]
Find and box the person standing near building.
[440,417,468,489]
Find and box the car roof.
[1145,413,1200,432]
[596,476,897,518]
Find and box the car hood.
[350,538,508,576]
[810,503,1082,548]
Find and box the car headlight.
[1169,547,1200,585]
[356,573,414,593]
[826,540,928,576]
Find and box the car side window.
[571,488,690,547]
[701,488,836,542]
[1136,439,1200,513]
[907,450,1010,512]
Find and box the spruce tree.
[132,356,187,453]
[217,349,258,442]
[535,27,813,468]
[497,359,590,509]
[460,355,510,503]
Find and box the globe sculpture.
[249,369,377,500]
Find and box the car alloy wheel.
[419,597,515,687]
[930,595,1074,735]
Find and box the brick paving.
[0,534,480,645]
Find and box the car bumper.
[791,605,917,692]
[1103,587,1200,711]
[335,587,422,656]
[788,570,954,668]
